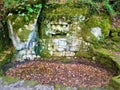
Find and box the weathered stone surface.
[8,14,37,42]
[65,51,75,56]
[0,78,54,90]
[7,4,42,61]
[53,38,67,52]
[91,27,102,40]
[53,52,63,56]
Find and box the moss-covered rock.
[23,80,39,87]
[110,55,120,72]
[110,75,120,90]
[0,49,15,76]
[7,14,37,42]
[40,49,51,58]
[7,3,42,42]
[75,51,92,59]
[43,3,89,19]
[1,76,19,85]
[92,48,120,89]
[91,48,118,69]
[86,15,111,37]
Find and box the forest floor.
[6,57,116,88]
[112,15,120,28]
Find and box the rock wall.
[39,4,91,57]
[7,3,42,61]
[7,1,114,59]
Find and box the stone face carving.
[41,17,90,56]
[7,2,92,58]
[46,21,69,35]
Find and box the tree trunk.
[0,0,4,29]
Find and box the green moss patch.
[23,80,39,87]
[91,48,118,70]
[1,76,19,85]
[86,15,111,36]
[110,55,120,71]
[7,14,37,41]
[75,52,91,59]
[0,48,15,76]
[43,4,89,19]
[93,48,120,89]
[110,75,120,90]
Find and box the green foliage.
[0,70,3,76]
[110,75,120,90]
[75,0,101,15]
[40,49,51,58]
[4,0,20,7]
[4,0,32,7]
[117,11,120,15]
[43,3,89,19]
[104,1,114,16]
[76,0,119,17]
[111,1,120,12]
[17,3,42,22]
[34,45,41,56]
[92,0,103,2]
[38,39,51,58]
[0,51,14,76]
[88,1,100,15]
[75,52,91,59]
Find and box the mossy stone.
[75,52,91,59]
[40,49,51,58]
[43,3,89,19]
[93,48,117,68]
[1,76,19,85]
[110,75,120,90]
[86,15,111,37]
[23,80,39,87]
[7,13,37,41]
[54,84,74,90]
[110,55,120,71]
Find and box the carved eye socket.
[61,24,63,27]
[66,25,68,27]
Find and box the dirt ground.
[6,57,116,88]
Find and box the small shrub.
[104,1,114,16]
[40,49,51,58]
